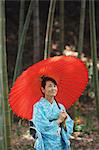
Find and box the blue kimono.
[31,97,74,150]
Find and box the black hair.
[41,76,57,89]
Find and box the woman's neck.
[44,95,54,104]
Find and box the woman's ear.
[41,87,45,94]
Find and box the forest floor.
[11,98,99,150]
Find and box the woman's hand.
[57,110,67,125]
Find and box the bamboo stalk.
[17,0,25,75]
[0,1,6,148]
[33,0,41,63]
[13,0,34,84]
[60,0,64,52]
[89,0,99,119]
[2,4,12,150]
[72,0,86,121]
[0,0,11,149]
[18,0,25,44]
[78,0,86,57]
[44,0,56,59]
[0,1,4,149]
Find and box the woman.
[30,76,74,150]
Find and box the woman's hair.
[41,76,57,89]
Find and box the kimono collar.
[40,97,56,106]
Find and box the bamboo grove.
[0,0,99,149]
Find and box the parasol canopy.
[9,56,88,120]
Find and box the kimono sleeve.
[31,104,60,135]
[60,104,74,139]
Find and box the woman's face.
[41,81,58,97]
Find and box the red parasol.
[9,56,88,120]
